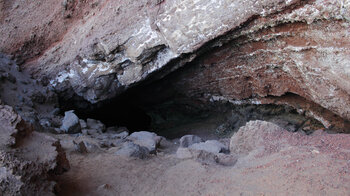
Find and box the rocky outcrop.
[26,0,307,104]
[229,120,350,163]
[0,53,60,133]
[1,1,350,130]
[0,103,69,195]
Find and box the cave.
[57,60,337,140]
[2,0,350,195]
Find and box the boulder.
[229,120,286,156]
[115,142,149,159]
[127,131,162,153]
[179,135,203,148]
[60,110,81,134]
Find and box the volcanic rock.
[189,140,229,154]
[115,142,149,159]
[60,110,81,134]
[0,103,69,195]
[230,120,292,156]
[127,131,162,153]
[179,135,203,148]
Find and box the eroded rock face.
[1,0,350,128]
[38,0,304,104]
[168,17,350,123]
[0,103,69,195]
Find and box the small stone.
[79,119,87,129]
[176,147,237,166]
[128,131,162,153]
[81,129,88,135]
[84,128,101,136]
[73,140,88,154]
[115,142,149,159]
[179,135,203,148]
[39,118,51,127]
[60,110,81,134]
[189,140,228,154]
[87,118,106,132]
[98,140,115,148]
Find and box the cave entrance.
[57,63,346,138]
[66,94,152,132]
[59,83,329,140]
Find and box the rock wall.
[0,103,69,195]
[1,0,350,123]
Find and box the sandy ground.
[55,128,350,196]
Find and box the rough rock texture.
[179,135,203,148]
[0,103,69,195]
[86,118,106,132]
[176,147,237,166]
[189,140,228,154]
[127,131,162,153]
[26,0,304,104]
[1,0,348,131]
[1,0,350,132]
[61,110,81,134]
[115,142,149,159]
[0,53,59,130]
[230,120,289,155]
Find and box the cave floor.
[54,130,350,196]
